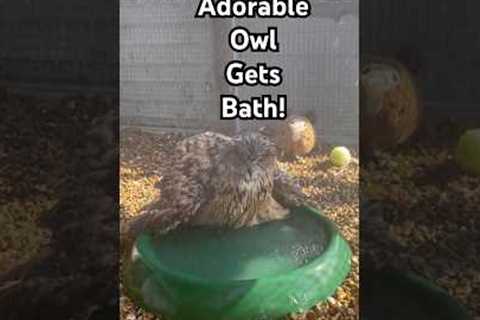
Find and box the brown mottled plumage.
[122,131,306,246]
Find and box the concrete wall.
[0,0,360,145]
[120,0,359,146]
[233,13,358,145]
[2,1,478,142]
[120,0,224,130]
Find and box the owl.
[121,131,306,245]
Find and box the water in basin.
[145,209,329,281]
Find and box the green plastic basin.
[362,269,472,320]
[123,206,352,320]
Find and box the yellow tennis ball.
[455,129,480,176]
[330,146,351,167]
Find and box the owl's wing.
[120,173,205,258]
[273,168,313,208]
[123,132,231,239]
[123,189,204,241]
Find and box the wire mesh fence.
[120,0,359,147]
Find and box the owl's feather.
[122,131,308,245]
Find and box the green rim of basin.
[362,269,472,320]
[123,206,352,320]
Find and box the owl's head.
[220,132,277,172]
[240,132,277,163]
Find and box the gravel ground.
[120,128,359,320]
[4,90,476,319]
[0,91,118,318]
[362,138,480,318]
[0,92,112,276]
